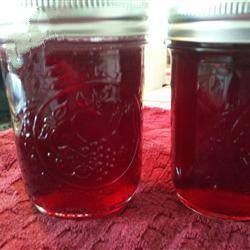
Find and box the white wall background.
[144,0,169,93]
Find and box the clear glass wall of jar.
[168,0,250,220]
[0,0,149,218]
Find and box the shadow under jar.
[0,0,149,218]
[168,0,250,220]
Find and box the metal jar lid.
[1,0,149,40]
[168,0,250,43]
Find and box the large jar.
[168,0,250,220]
[0,0,149,218]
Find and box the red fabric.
[0,107,250,249]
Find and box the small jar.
[168,0,250,220]
[0,0,149,218]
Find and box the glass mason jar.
[168,0,250,220]
[0,0,149,218]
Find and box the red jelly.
[0,0,148,218]
[12,39,143,218]
[170,42,250,219]
[169,1,250,220]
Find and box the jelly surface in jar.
[13,39,143,218]
[171,44,250,220]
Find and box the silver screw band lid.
[1,0,149,38]
[168,0,250,43]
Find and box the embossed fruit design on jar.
[0,1,148,218]
[169,1,250,220]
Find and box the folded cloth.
[0,107,250,250]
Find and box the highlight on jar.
[0,0,150,219]
[168,0,250,220]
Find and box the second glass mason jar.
[0,0,149,218]
[169,0,250,220]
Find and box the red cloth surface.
[0,107,250,249]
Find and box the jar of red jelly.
[169,0,250,220]
[0,0,149,218]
